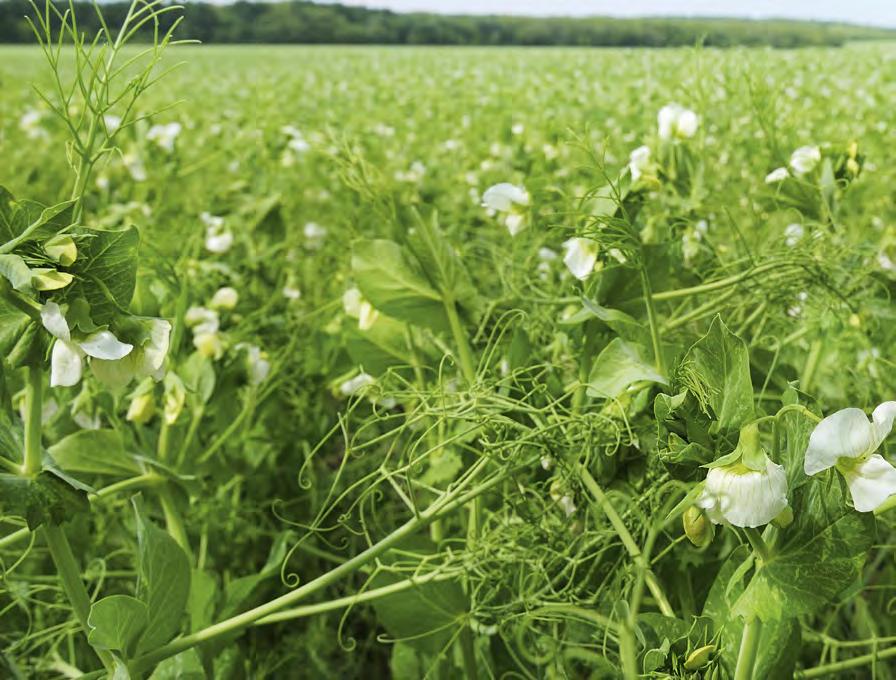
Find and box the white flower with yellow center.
[804,402,896,512]
[562,237,599,281]
[482,183,530,236]
[658,104,698,140]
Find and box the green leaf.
[133,497,191,653]
[577,298,646,343]
[0,470,89,530]
[47,429,142,477]
[406,212,481,318]
[67,226,140,325]
[352,238,449,333]
[675,315,754,431]
[703,545,801,677]
[731,478,874,622]
[0,297,34,360]
[188,569,217,633]
[587,338,667,399]
[0,255,33,293]
[370,537,468,655]
[147,648,205,680]
[87,595,149,655]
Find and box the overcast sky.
[330,0,896,27]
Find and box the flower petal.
[804,407,876,475]
[40,302,70,341]
[482,183,528,212]
[699,459,788,528]
[871,401,896,448]
[843,454,896,512]
[79,331,134,360]
[50,340,83,388]
[562,238,598,281]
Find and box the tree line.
[1,0,893,47]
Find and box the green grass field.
[4,31,896,679]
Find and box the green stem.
[734,617,763,680]
[639,263,665,373]
[743,527,771,563]
[459,626,480,680]
[652,261,799,301]
[797,646,896,678]
[22,366,43,476]
[158,485,192,561]
[43,524,114,671]
[128,460,507,673]
[443,295,476,383]
[253,570,460,625]
[801,339,823,394]
[578,465,673,616]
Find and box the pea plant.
[2,3,896,679]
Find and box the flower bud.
[193,331,224,360]
[684,644,715,670]
[163,373,186,425]
[683,506,713,547]
[44,235,78,266]
[209,286,239,310]
[126,390,156,425]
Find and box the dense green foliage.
[4,2,896,678]
[0,0,894,47]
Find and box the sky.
[330,0,896,27]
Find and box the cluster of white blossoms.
[202,212,234,254]
[481,183,530,236]
[41,302,170,389]
[765,145,822,184]
[657,104,699,141]
[185,286,239,360]
[696,403,896,529]
[146,122,182,153]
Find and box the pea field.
[3,5,896,679]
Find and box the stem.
[158,485,192,561]
[578,465,673,616]
[43,524,114,671]
[128,460,508,673]
[639,263,665,374]
[254,570,460,625]
[743,527,771,563]
[459,627,480,680]
[22,366,43,476]
[734,617,763,680]
[797,646,896,678]
[443,295,476,383]
[651,261,798,301]
[801,339,823,394]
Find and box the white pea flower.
[658,104,699,140]
[339,372,375,397]
[343,287,379,331]
[146,122,182,152]
[103,115,122,133]
[204,227,234,254]
[562,237,599,281]
[122,152,147,182]
[41,303,133,388]
[628,145,651,181]
[244,344,271,385]
[482,183,530,236]
[193,331,225,360]
[697,457,789,528]
[281,125,310,153]
[19,108,47,139]
[789,145,821,176]
[90,318,172,388]
[765,167,789,183]
[304,222,327,249]
[804,402,896,512]
[200,212,225,230]
[557,495,577,517]
[185,306,220,336]
[210,286,239,310]
[784,223,805,247]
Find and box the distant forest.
[1,0,893,47]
